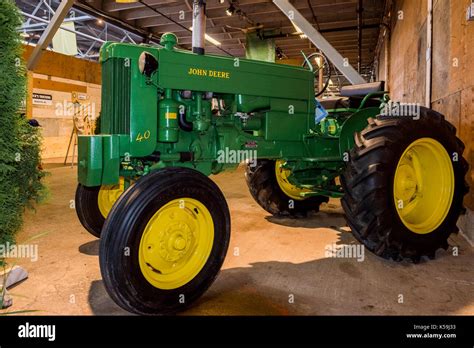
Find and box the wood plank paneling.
[33,79,87,94]
[383,0,474,210]
[460,87,474,209]
[23,45,101,85]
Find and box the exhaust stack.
[192,0,206,55]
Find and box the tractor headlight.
[138,52,158,77]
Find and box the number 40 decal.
[136,130,151,142]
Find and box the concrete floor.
[6,163,474,315]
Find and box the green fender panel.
[338,107,381,157]
[78,134,124,186]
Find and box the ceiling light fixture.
[226,4,235,16]
[189,27,222,46]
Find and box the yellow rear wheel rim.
[275,160,311,201]
[138,198,214,290]
[98,177,125,218]
[393,138,454,234]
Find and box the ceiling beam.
[120,0,357,21]
[273,0,366,84]
[27,0,75,70]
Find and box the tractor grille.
[101,58,131,134]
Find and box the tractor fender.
[338,106,381,157]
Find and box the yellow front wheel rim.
[97,177,125,218]
[138,198,214,290]
[275,160,311,200]
[393,138,454,234]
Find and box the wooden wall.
[377,0,474,213]
[23,45,101,85]
[23,46,101,160]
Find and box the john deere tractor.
[75,33,468,315]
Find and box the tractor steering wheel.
[302,52,332,98]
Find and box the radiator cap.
[160,33,178,50]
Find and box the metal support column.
[272,0,366,85]
[357,0,363,73]
[27,0,75,71]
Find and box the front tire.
[341,108,469,262]
[75,178,124,238]
[99,167,231,315]
[75,185,104,238]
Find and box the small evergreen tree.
[0,0,45,250]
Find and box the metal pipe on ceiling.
[73,1,161,45]
[21,12,106,44]
[20,15,92,30]
[262,23,380,39]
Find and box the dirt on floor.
[3,162,474,315]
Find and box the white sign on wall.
[32,93,53,106]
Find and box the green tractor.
[75,33,468,315]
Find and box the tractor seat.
[339,81,385,97]
[319,96,383,111]
[319,97,350,110]
[319,81,385,110]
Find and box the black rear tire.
[75,184,104,238]
[341,108,469,262]
[99,167,231,315]
[245,160,329,217]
